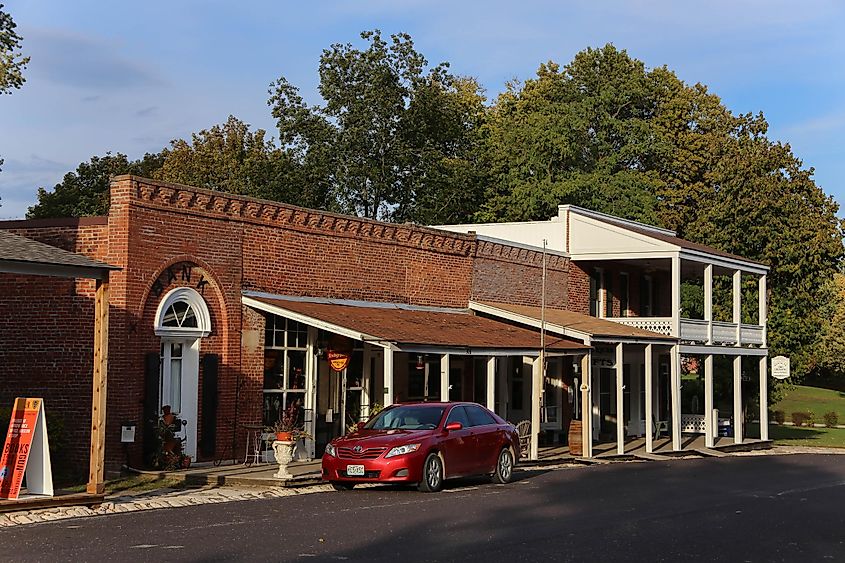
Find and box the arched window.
[155,287,211,338]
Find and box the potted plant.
[265,401,300,441]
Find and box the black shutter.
[200,354,219,458]
[143,352,160,464]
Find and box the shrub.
[823,411,839,428]
[772,410,786,424]
[791,412,814,427]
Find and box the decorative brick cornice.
[475,239,568,270]
[116,175,477,257]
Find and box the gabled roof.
[470,301,677,343]
[0,229,118,280]
[562,205,768,269]
[242,293,588,353]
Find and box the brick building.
[0,177,770,474]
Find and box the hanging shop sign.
[771,356,791,380]
[327,335,353,372]
[0,398,54,500]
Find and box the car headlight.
[325,443,337,458]
[385,443,420,458]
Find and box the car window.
[365,405,445,430]
[465,405,497,427]
[446,406,470,427]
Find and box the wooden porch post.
[580,352,593,458]
[670,345,682,451]
[644,344,653,454]
[615,343,624,455]
[530,356,541,461]
[486,356,496,411]
[759,355,769,441]
[440,353,450,402]
[733,355,743,444]
[704,354,715,448]
[383,348,394,407]
[87,278,109,495]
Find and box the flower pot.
[275,431,292,441]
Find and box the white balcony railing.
[608,317,765,347]
[609,317,672,336]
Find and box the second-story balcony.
[608,317,765,346]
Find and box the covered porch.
[242,292,588,462]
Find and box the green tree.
[155,115,311,206]
[269,30,486,223]
[0,3,29,182]
[0,3,27,95]
[27,152,164,218]
[478,44,844,380]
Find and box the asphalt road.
[1,454,844,562]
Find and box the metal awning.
[242,292,589,356]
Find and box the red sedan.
[321,402,519,492]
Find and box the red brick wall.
[471,240,569,308]
[0,220,109,478]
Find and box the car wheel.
[331,482,355,491]
[491,447,514,484]
[418,453,444,493]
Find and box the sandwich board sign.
[0,398,53,500]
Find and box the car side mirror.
[445,421,463,431]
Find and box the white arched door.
[155,287,211,460]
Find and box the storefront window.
[263,314,308,426]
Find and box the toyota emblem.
[353,445,363,453]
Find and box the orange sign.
[328,350,351,372]
[0,398,41,499]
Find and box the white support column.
[759,356,769,441]
[440,353,450,402]
[733,355,743,444]
[615,343,625,455]
[670,345,682,451]
[361,344,372,419]
[645,344,654,454]
[672,254,682,337]
[486,356,496,411]
[759,274,767,346]
[383,348,394,407]
[704,264,713,345]
[581,353,593,458]
[733,269,742,345]
[530,356,542,460]
[305,326,319,459]
[704,354,714,448]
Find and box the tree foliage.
[269,30,486,223]
[154,115,312,206]
[478,44,844,379]
[27,152,164,218]
[0,3,27,95]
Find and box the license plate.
[346,464,365,476]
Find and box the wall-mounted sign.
[771,356,791,380]
[0,398,53,500]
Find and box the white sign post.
[771,356,790,380]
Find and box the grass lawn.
[767,424,845,448]
[771,385,845,421]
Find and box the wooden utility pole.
[87,278,109,495]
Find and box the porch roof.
[0,229,118,280]
[242,293,588,353]
[470,301,678,342]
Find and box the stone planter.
[272,440,296,479]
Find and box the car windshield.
[364,405,446,430]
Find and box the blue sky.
[1,0,843,219]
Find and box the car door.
[465,405,501,473]
[439,406,474,477]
